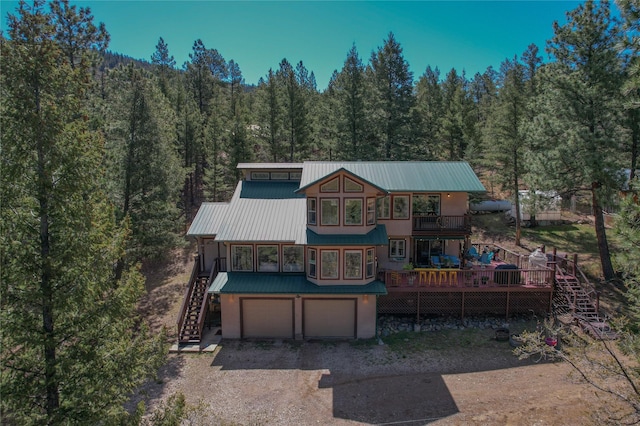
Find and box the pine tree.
[0,1,164,423]
[255,69,284,162]
[150,36,176,98]
[332,44,367,160]
[527,0,623,280]
[415,65,443,159]
[367,32,416,160]
[104,64,183,260]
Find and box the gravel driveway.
[132,330,604,425]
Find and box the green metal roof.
[186,202,229,236]
[306,225,388,245]
[209,272,388,295]
[240,181,305,199]
[299,161,486,193]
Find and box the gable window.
[389,239,406,258]
[321,250,339,279]
[344,199,363,226]
[257,245,278,272]
[283,245,304,272]
[344,177,363,192]
[320,177,339,192]
[308,248,317,278]
[366,248,375,278]
[367,198,376,225]
[231,245,253,271]
[307,198,317,225]
[413,194,440,215]
[344,250,363,279]
[321,198,339,225]
[392,195,410,219]
[377,196,390,219]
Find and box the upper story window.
[377,196,390,219]
[344,177,363,192]
[231,245,253,271]
[413,194,440,215]
[251,172,270,180]
[321,198,339,225]
[320,177,339,192]
[283,245,304,272]
[307,198,317,225]
[367,198,376,225]
[344,199,363,226]
[392,195,410,219]
[257,245,278,272]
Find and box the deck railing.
[412,215,470,233]
[383,266,553,289]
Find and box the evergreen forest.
[1,0,639,423]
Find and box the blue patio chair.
[431,256,442,267]
[480,251,494,265]
[466,247,479,260]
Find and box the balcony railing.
[383,266,553,289]
[412,215,471,233]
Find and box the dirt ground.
[134,243,616,426]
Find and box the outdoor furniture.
[390,271,400,287]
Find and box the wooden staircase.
[178,275,209,343]
[176,258,219,345]
[554,266,616,340]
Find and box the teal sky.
[1,1,587,90]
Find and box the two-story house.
[180,161,486,342]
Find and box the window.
[231,245,253,271]
[377,196,390,219]
[413,194,440,215]
[308,248,317,278]
[344,199,363,225]
[344,250,363,279]
[366,248,375,278]
[283,245,304,272]
[321,250,339,279]
[344,177,363,192]
[257,245,279,272]
[270,172,289,180]
[307,198,317,225]
[320,177,339,192]
[321,199,339,225]
[389,239,406,258]
[392,195,410,219]
[367,198,376,225]
[290,172,302,180]
[251,172,269,180]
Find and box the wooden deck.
[378,262,554,317]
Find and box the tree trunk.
[592,183,615,280]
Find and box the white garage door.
[303,299,356,338]
[241,298,294,339]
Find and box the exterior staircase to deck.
[178,275,209,343]
[554,267,616,340]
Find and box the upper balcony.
[412,214,471,235]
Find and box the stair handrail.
[195,259,220,341]
[177,256,200,338]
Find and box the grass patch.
[382,328,500,353]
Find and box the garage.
[241,298,294,339]
[303,298,357,338]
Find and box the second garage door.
[303,298,356,338]
[241,298,294,339]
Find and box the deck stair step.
[178,273,215,344]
